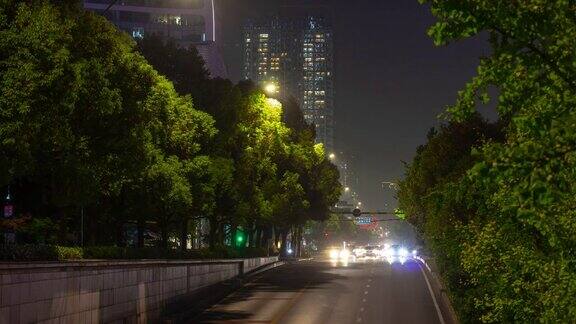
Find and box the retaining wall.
[0,256,278,324]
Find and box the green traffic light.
[235,231,245,246]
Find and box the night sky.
[218,0,490,211]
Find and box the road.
[194,258,445,324]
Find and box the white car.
[384,244,417,263]
[328,247,350,261]
[354,245,382,259]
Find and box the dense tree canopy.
[138,34,341,253]
[0,1,341,255]
[400,1,576,322]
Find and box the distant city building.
[243,15,335,152]
[84,0,227,78]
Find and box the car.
[353,245,382,259]
[327,246,350,261]
[384,244,417,263]
[352,246,366,258]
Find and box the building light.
[132,27,144,39]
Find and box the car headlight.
[399,248,408,257]
[340,249,350,258]
[329,249,339,259]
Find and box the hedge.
[0,244,272,261]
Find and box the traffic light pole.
[332,211,397,215]
[330,210,406,222]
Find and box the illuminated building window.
[132,27,144,39]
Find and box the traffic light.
[235,230,246,247]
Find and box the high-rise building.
[84,0,227,78]
[243,15,334,152]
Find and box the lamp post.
[3,186,15,243]
[264,82,279,96]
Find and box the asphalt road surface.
[194,258,444,324]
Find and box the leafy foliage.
[401,1,576,322]
[0,1,341,257]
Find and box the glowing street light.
[344,187,350,192]
[329,153,336,160]
[264,83,278,95]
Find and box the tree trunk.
[137,218,145,248]
[294,226,300,258]
[160,223,168,249]
[298,226,304,258]
[86,206,97,246]
[273,226,280,251]
[280,229,289,257]
[180,219,188,252]
[246,228,252,248]
[219,222,226,246]
[257,227,265,248]
[115,220,124,247]
[209,217,218,248]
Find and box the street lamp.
[329,153,336,160]
[264,83,278,95]
[344,187,350,192]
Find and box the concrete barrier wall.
[0,257,278,324]
[243,256,279,274]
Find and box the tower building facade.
[84,0,227,78]
[243,15,334,152]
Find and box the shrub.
[0,244,83,261]
[0,244,271,261]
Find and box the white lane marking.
[362,298,366,302]
[366,284,370,288]
[416,256,432,272]
[357,318,362,323]
[364,291,368,295]
[360,307,365,312]
[418,262,446,324]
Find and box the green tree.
[135,25,342,253]
[408,1,576,322]
[0,1,216,248]
[398,115,501,320]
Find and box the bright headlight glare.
[329,249,339,259]
[399,248,408,257]
[339,249,350,259]
[412,249,417,256]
